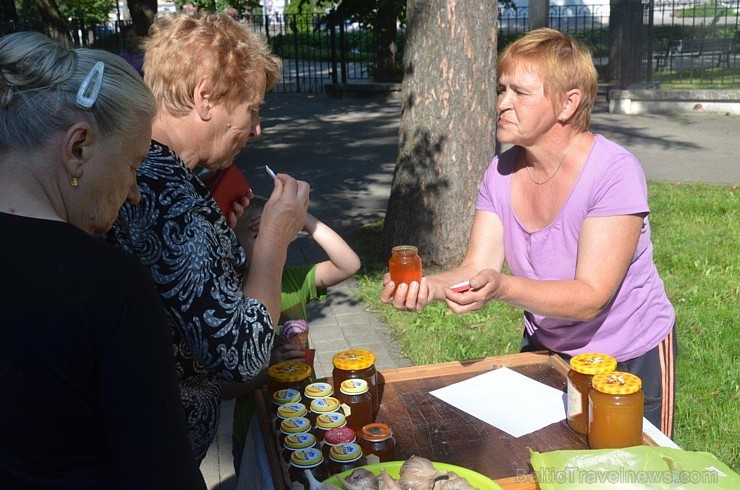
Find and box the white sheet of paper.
[430,367,567,437]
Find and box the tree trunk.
[375,0,399,82]
[379,0,498,268]
[1,0,18,24]
[529,0,550,30]
[30,0,70,45]
[127,0,157,35]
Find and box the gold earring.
[71,177,78,188]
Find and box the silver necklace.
[525,131,589,185]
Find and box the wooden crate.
[256,351,658,490]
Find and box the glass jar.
[308,397,341,429]
[567,353,617,435]
[358,423,396,464]
[282,432,317,465]
[389,245,422,294]
[588,371,644,449]
[337,379,373,435]
[327,442,367,476]
[332,349,379,417]
[314,412,347,445]
[272,388,302,418]
[278,416,312,451]
[322,426,356,463]
[267,361,313,397]
[304,382,333,403]
[274,402,308,433]
[288,448,328,489]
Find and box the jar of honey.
[274,402,308,433]
[308,397,341,428]
[322,427,356,463]
[332,349,379,417]
[337,379,373,435]
[314,412,347,445]
[304,382,333,402]
[327,442,367,476]
[288,448,328,488]
[358,423,396,464]
[278,416,312,451]
[282,432,317,465]
[267,361,312,397]
[389,245,422,293]
[272,388,302,418]
[567,353,617,435]
[588,371,644,449]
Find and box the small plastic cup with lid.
[567,353,617,435]
[588,371,644,449]
[327,442,367,476]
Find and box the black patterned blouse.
[108,141,274,461]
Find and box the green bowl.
[323,461,503,489]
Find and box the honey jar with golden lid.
[588,371,644,450]
[309,396,341,414]
[327,442,367,476]
[283,432,316,452]
[288,447,328,488]
[276,402,308,420]
[332,350,375,370]
[268,361,313,383]
[280,416,312,436]
[315,412,347,443]
[567,353,617,435]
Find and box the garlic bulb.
[399,456,447,490]
[340,468,379,490]
[378,468,403,490]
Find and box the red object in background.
[208,164,252,217]
[300,348,315,371]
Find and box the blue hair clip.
[75,61,105,110]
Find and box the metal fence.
[2,1,738,92]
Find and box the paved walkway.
[200,93,740,489]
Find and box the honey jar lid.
[340,379,369,395]
[310,396,340,414]
[592,371,642,394]
[324,427,356,446]
[392,245,418,254]
[272,388,301,406]
[316,412,346,429]
[267,361,312,383]
[280,416,311,435]
[329,442,364,463]
[284,432,316,451]
[276,402,307,420]
[290,448,324,468]
[361,423,393,442]
[305,382,333,399]
[332,349,375,370]
[569,353,617,375]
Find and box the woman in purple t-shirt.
[381,28,677,439]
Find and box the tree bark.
[31,0,70,45]
[379,0,498,268]
[375,0,399,82]
[529,0,550,30]
[127,0,157,35]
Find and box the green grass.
[349,182,739,471]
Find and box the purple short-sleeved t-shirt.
[475,134,674,361]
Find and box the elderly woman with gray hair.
[0,32,204,488]
[107,13,310,462]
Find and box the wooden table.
[256,351,659,490]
